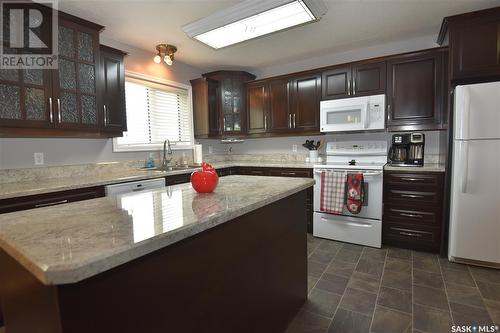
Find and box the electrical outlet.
[292,144,297,153]
[34,152,44,165]
[208,146,213,154]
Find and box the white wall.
[253,34,439,79]
[0,39,204,169]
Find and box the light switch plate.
[292,144,297,153]
[34,152,44,165]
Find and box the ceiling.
[59,0,500,72]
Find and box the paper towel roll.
[193,144,203,165]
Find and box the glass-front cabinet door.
[221,78,244,134]
[0,68,53,128]
[52,19,100,130]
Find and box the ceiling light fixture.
[153,44,177,66]
[182,0,327,49]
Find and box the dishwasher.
[104,178,166,196]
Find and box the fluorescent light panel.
[185,0,323,49]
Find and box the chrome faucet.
[162,139,173,169]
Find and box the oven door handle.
[320,216,372,228]
[314,170,382,177]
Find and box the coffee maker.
[388,133,425,166]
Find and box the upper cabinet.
[192,71,255,138]
[246,74,320,137]
[54,18,101,131]
[321,61,386,100]
[100,45,127,133]
[386,49,447,131]
[0,8,128,138]
[438,7,500,83]
[289,73,321,131]
[191,77,219,138]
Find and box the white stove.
[313,141,388,248]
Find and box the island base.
[0,190,308,333]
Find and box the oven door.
[320,100,368,132]
[313,169,383,220]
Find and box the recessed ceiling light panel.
[182,0,327,49]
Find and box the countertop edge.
[1,178,315,285]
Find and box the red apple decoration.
[191,163,219,193]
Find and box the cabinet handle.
[280,172,297,176]
[399,212,423,219]
[400,194,425,199]
[387,104,391,121]
[49,97,54,123]
[223,118,226,131]
[347,80,351,96]
[293,114,296,128]
[35,199,68,208]
[353,79,356,95]
[401,177,422,182]
[103,104,108,126]
[399,231,422,238]
[264,115,268,131]
[289,114,292,128]
[57,98,62,123]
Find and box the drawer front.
[385,172,442,188]
[384,188,441,206]
[384,205,440,227]
[267,168,312,178]
[166,173,191,185]
[383,223,441,252]
[0,186,105,214]
[237,167,267,176]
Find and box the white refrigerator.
[449,81,500,267]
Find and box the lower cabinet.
[382,171,445,253]
[0,186,105,214]
[165,173,192,186]
[234,167,314,233]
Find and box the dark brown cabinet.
[321,61,385,100]
[383,171,445,253]
[386,49,447,131]
[100,45,127,133]
[246,83,267,134]
[0,186,105,214]
[289,74,321,132]
[191,77,219,138]
[268,79,290,132]
[54,18,101,131]
[192,71,255,139]
[233,166,314,233]
[0,9,129,138]
[439,7,500,82]
[321,66,351,99]
[246,75,319,136]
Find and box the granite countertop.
[0,161,317,200]
[0,175,314,285]
[383,163,446,173]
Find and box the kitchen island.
[0,175,313,333]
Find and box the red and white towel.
[346,173,364,214]
[320,170,347,215]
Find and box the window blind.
[116,77,192,149]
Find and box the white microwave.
[320,94,385,133]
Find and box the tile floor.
[286,235,500,333]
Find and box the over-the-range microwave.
[320,94,385,133]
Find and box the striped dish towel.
[320,170,347,215]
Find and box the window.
[113,73,193,152]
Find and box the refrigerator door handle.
[461,141,469,194]
[463,87,471,140]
